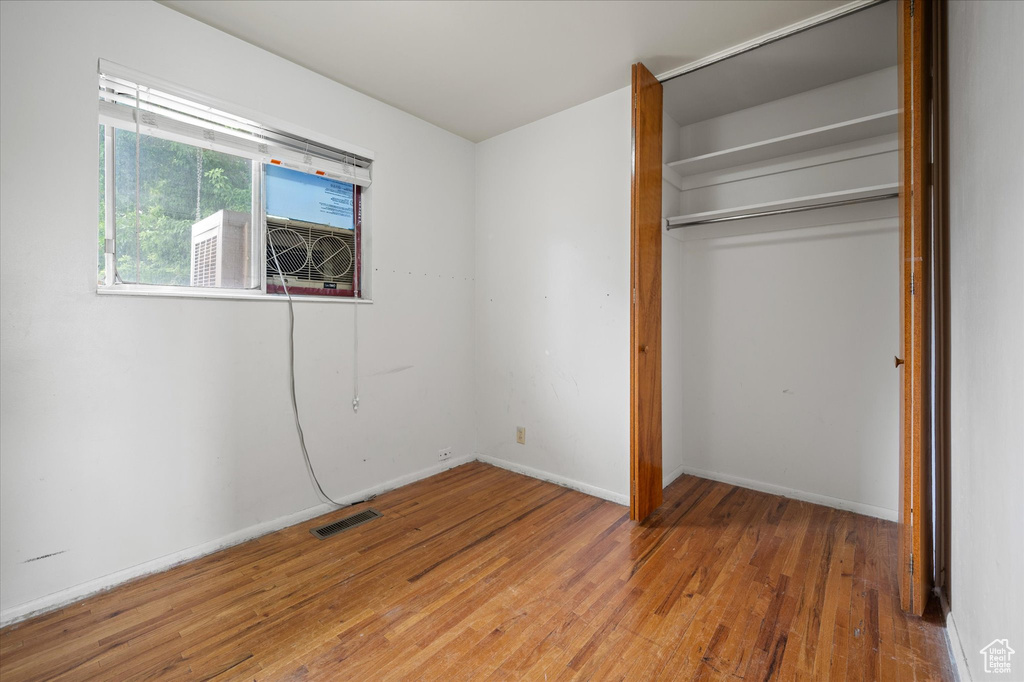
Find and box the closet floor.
[0,461,953,680]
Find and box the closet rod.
[665,192,899,230]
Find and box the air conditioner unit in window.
[190,209,253,289]
[266,216,356,297]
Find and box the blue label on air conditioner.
[265,165,354,231]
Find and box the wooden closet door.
[897,0,932,616]
[630,62,663,522]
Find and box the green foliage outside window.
[98,125,253,286]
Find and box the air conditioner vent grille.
[192,235,218,287]
[310,509,381,539]
[311,235,353,279]
[266,228,307,275]
[267,217,355,285]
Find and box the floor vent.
[311,509,382,539]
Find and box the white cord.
[352,300,360,412]
[267,238,344,507]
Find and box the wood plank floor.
[0,462,953,680]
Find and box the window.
[97,60,372,299]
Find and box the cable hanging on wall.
[352,299,360,413]
[268,237,369,508]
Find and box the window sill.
[97,284,372,304]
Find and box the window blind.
[97,59,372,187]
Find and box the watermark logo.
[980,639,1015,675]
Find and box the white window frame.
[96,60,375,304]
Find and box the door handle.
[640,345,649,354]
[894,355,904,368]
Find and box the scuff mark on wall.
[364,365,414,377]
[23,551,67,564]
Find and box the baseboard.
[669,464,898,521]
[664,461,688,488]
[0,455,473,628]
[473,457,891,521]
[940,590,972,682]
[476,455,629,506]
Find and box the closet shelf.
[665,110,898,178]
[666,183,899,229]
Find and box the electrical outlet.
[516,426,526,445]
[438,447,452,461]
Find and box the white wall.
[0,0,476,622]
[947,1,1024,678]
[663,68,901,519]
[668,219,899,518]
[663,113,685,485]
[473,89,631,503]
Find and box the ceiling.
[160,0,849,142]
[664,0,896,127]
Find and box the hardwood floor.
[0,462,953,680]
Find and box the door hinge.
[909,553,915,575]
[910,272,916,296]
[910,0,915,17]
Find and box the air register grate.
[310,509,382,539]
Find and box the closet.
[630,0,934,613]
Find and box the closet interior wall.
[661,26,900,519]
